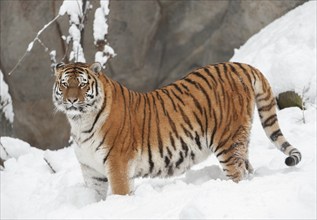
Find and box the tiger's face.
[53,62,104,116]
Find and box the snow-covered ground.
[1,1,316,219]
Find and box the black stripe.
[169,132,176,150]
[171,83,184,94]
[162,89,177,112]
[171,89,185,106]
[262,114,278,128]
[213,65,225,83]
[258,99,275,112]
[82,96,106,133]
[148,144,154,173]
[219,155,235,164]
[155,91,168,116]
[193,111,204,134]
[234,63,253,87]
[166,111,179,139]
[190,151,195,161]
[216,142,242,158]
[194,131,202,150]
[180,83,190,92]
[82,132,94,143]
[257,91,271,102]
[152,93,164,158]
[214,134,231,154]
[164,156,170,167]
[281,141,291,152]
[175,151,184,168]
[184,78,212,116]
[203,107,209,147]
[228,63,249,92]
[95,135,106,152]
[181,124,193,139]
[191,71,212,89]
[146,94,154,173]
[141,94,147,153]
[186,92,203,115]
[231,126,244,141]
[226,64,240,92]
[166,147,172,158]
[178,104,193,130]
[94,77,99,96]
[103,146,114,164]
[180,137,189,157]
[209,109,218,148]
[270,129,283,141]
[203,67,218,87]
[92,177,108,182]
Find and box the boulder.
[0,0,307,149]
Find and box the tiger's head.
[53,62,105,116]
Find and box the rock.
[277,91,304,110]
[0,0,307,149]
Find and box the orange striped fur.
[53,62,301,198]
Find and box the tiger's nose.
[67,98,78,104]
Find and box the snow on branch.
[94,0,115,67]
[0,69,14,123]
[59,0,91,63]
[7,0,115,76]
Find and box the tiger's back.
[53,62,301,198]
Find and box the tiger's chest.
[70,119,107,176]
[73,141,106,176]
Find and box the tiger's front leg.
[107,159,134,196]
[80,163,109,200]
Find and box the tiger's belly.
[134,136,211,178]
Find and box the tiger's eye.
[61,82,68,87]
[80,82,87,88]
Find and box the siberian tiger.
[53,62,301,199]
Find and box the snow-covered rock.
[230,1,316,104]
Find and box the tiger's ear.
[55,62,65,70]
[53,62,65,74]
[52,62,65,76]
[89,62,102,75]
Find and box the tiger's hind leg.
[214,126,253,183]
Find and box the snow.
[68,23,86,63]
[26,42,34,52]
[93,0,115,67]
[59,0,86,63]
[230,1,316,104]
[1,1,316,219]
[0,70,14,123]
[59,0,83,25]
[93,7,109,43]
[1,106,316,219]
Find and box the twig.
[43,158,56,174]
[36,38,49,52]
[0,139,10,160]
[8,14,60,75]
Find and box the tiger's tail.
[253,68,302,166]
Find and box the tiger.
[53,62,301,199]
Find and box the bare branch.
[43,158,56,174]
[8,14,61,76]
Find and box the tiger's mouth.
[66,106,79,111]
[60,102,86,115]
[65,105,85,114]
